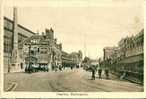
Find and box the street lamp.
[8,44,10,73]
[28,43,31,73]
[7,39,12,73]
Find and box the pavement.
[4,68,143,92]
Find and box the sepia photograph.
[0,98,144,99]
[2,0,144,93]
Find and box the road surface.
[4,68,143,92]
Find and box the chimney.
[45,28,49,33]
[50,27,54,39]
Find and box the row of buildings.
[102,29,144,83]
[22,28,83,71]
[3,8,82,73]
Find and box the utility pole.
[7,45,10,73]
[28,44,31,73]
[84,33,87,58]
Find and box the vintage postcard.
[0,0,145,98]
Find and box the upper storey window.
[31,39,38,44]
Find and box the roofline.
[4,17,35,35]
[103,46,119,50]
[4,17,13,23]
[18,24,35,35]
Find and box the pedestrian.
[28,63,32,73]
[25,64,28,73]
[55,65,58,72]
[55,67,58,72]
[20,63,23,69]
[120,71,127,80]
[91,67,96,80]
[52,64,55,71]
[71,65,73,70]
[105,68,109,79]
[98,68,102,79]
[59,65,62,71]
[91,65,96,80]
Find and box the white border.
[0,0,145,98]
[0,0,4,98]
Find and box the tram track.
[48,70,75,92]
[5,82,18,91]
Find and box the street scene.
[3,0,143,92]
[4,68,142,92]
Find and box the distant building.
[69,51,83,67]
[4,17,35,73]
[103,47,119,61]
[62,50,83,68]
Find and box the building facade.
[103,29,144,84]
[22,28,62,71]
[4,17,35,73]
[103,47,119,61]
[117,29,144,74]
[62,50,83,68]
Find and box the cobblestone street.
[4,68,143,92]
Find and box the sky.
[4,0,143,59]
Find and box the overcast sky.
[4,0,143,59]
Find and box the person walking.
[120,71,127,80]
[98,68,102,79]
[91,65,96,80]
[71,65,73,70]
[105,68,109,79]
[59,65,62,71]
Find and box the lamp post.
[7,39,12,73]
[28,43,31,73]
[8,46,10,73]
[52,50,55,71]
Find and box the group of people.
[52,64,77,72]
[25,63,49,73]
[52,64,64,72]
[91,66,109,80]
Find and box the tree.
[132,16,143,34]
